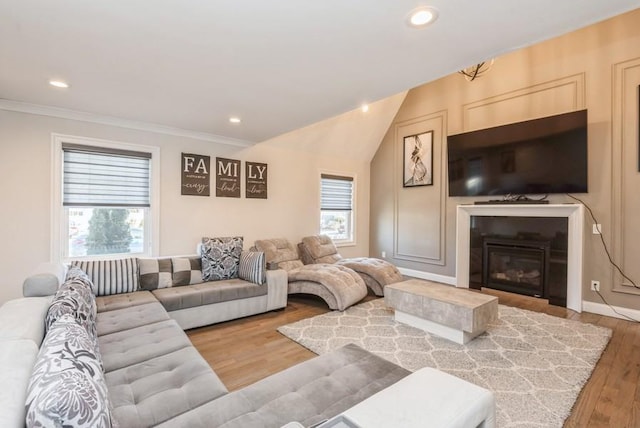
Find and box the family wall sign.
[181,153,211,196]
[180,153,267,199]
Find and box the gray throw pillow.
[172,256,202,286]
[201,236,243,281]
[46,267,97,344]
[138,258,173,290]
[25,314,112,428]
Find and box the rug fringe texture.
[278,299,612,427]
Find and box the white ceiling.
[1,1,638,146]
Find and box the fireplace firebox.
[482,238,550,298]
[469,215,569,307]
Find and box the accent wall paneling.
[393,111,447,265]
[611,57,640,295]
[462,74,586,132]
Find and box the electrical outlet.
[381,251,386,258]
[593,224,602,235]
[590,280,600,291]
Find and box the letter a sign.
[181,153,210,196]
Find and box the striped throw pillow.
[238,251,266,285]
[71,258,138,296]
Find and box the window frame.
[51,134,160,262]
[319,171,356,247]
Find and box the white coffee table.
[385,279,498,344]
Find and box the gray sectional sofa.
[0,258,410,428]
[1,253,497,428]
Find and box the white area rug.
[278,299,612,427]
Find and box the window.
[320,173,354,243]
[53,135,159,261]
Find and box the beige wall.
[370,9,640,311]
[0,93,404,304]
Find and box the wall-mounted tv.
[447,110,588,197]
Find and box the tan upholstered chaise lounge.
[254,238,368,311]
[299,235,403,296]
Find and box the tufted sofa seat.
[94,296,230,425]
[155,343,409,428]
[299,235,404,296]
[254,238,368,311]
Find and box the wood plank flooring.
[187,290,640,427]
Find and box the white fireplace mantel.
[455,204,584,313]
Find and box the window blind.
[62,144,151,207]
[320,174,353,211]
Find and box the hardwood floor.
[187,290,640,427]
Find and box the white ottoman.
[321,367,496,428]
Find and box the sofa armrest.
[266,269,288,310]
[23,262,67,297]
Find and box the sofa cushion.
[138,257,173,290]
[45,267,98,343]
[72,257,138,296]
[98,319,191,372]
[172,256,203,286]
[152,279,268,312]
[0,297,52,346]
[238,251,266,285]
[96,290,158,313]
[0,339,39,428]
[201,236,244,281]
[96,301,170,336]
[336,257,403,288]
[156,344,410,428]
[300,235,343,264]
[288,264,367,311]
[254,238,304,271]
[106,346,228,427]
[25,314,112,428]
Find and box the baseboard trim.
[397,268,457,286]
[582,300,640,321]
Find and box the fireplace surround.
[455,204,584,313]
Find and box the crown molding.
[0,99,254,148]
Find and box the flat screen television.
[447,110,588,197]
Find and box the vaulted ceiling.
[1,1,638,146]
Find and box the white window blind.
[62,143,151,207]
[321,174,353,211]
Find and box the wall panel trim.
[611,57,640,295]
[462,73,586,131]
[393,110,447,265]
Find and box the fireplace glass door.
[482,238,550,297]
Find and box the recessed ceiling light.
[361,104,369,113]
[229,117,241,124]
[408,7,438,28]
[49,80,69,88]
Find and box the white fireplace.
[455,204,584,313]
